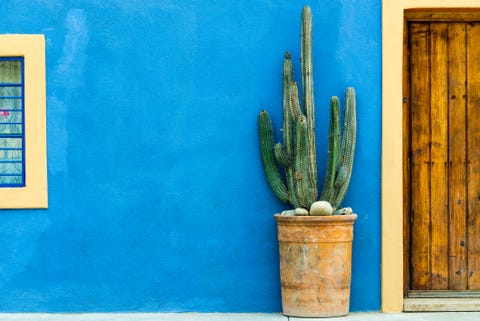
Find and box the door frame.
[382,0,480,312]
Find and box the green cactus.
[282,53,301,209]
[257,6,356,213]
[258,110,289,203]
[320,96,340,203]
[274,142,292,167]
[294,115,313,208]
[301,6,317,202]
[331,87,356,209]
[319,87,356,209]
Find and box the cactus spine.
[258,6,356,212]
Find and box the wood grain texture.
[447,22,468,290]
[406,17,480,294]
[409,23,432,290]
[466,23,480,290]
[403,20,411,295]
[429,23,449,290]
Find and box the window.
[0,58,25,187]
[0,35,47,208]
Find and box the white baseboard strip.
[2,312,480,321]
[0,313,286,321]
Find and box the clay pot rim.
[274,213,357,222]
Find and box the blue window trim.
[0,57,25,187]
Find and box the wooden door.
[404,19,480,292]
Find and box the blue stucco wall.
[0,0,381,312]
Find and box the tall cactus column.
[281,53,300,209]
[301,6,317,202]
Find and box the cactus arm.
[289,82,302,122]
[332,87,356,209]
[282,53,301,208]
[274,142,293,167]
[320,96,341,202]
[283,53,294,156]
[301,6,318,201]
[287,81,304,208]
[287,169,301,209]
[334,165,348,188]
[274,142,299,208]
[294,115,313,208]
[258,110,289,203]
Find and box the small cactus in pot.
[258,5,356,216]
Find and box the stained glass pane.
[0,58,24,187]
[0,61,21,83]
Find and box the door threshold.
[404,297,480,312]
[408,290,480,298]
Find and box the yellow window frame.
[0,35,47,208]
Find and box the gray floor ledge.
[0,312,479,321]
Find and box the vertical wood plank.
[410,23,432,290]
[429,23,450,290]
[467,22,480,289]
[448,22,468,290]
[403,21,412,295]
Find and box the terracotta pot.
[274,214,357,317]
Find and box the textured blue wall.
[0,0,381,312]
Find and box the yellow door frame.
[382,0,480,312]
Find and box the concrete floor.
[0,313,480,321]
